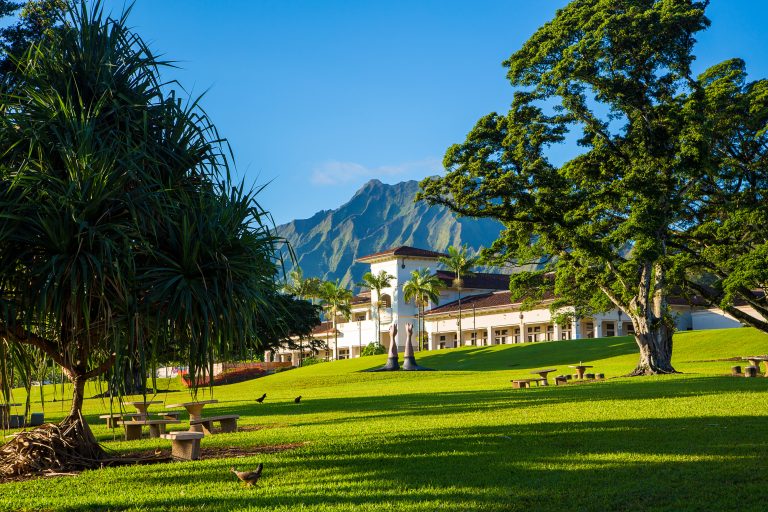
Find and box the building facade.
[271,246,761,364]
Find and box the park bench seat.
[511,379,534,389]
[117,419,180,440]
[99,413,126,428]
[189,414,240,434]
[157,410,183,420]
[161,431,204,461]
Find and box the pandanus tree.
[319,280,352,360]
[358,270,393,347]
[438,245,477,347]
[0,2,284,474]
[402,268,443,350]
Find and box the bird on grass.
[231,463,263,487]
[256,393,266,403]
[294,396,302,404]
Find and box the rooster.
[231,463,263,487]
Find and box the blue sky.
[101,1,768,225]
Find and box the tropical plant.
[419,0,740,375]
[0,2,284,474]
[361,341,386,356]
[438,245,477,347]
[319,280,352,360]
[283,267,322,302]
[357,270,394,346]
[402,268,443,350]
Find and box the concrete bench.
[99,414,126,428]
[117,419,180,440]
[161,431,204,461]
[29,413,44,426]
[157,411,183,420]
[189,415,240,434]
[555,375,568,386]
[511,379,534,389]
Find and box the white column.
[616,318,623,336]
[519,317,526,343]
[572,319,581,340]
[486,326,493,346]
[595,319,603,339]
[553,323,561,341]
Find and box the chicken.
[255,393,266,403]
[231,463,263,486]
[294,396,301,403]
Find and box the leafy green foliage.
[358,270,393,346]
[419,0,765,374]
[299,356,324,367]
[0,1,285,414]
[361,342,386,356]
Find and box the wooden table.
[122,400,162,416]
[568,364,594,379]
[530,368,558,386]
[165,400,218,432]
[743,356,768,377]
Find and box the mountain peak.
[277,180,502,288]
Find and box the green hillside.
[2,328,767,511]
[276,179,503,287]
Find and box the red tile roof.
[311,321,336,336]
[425,289,555,316]
[433,269,510,291]
[350,291,371,305]
[356,245,448,262]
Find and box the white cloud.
[311,158,442,186]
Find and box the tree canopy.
[0,1,286,471]
[419,0,768,374]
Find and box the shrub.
[300,357,325,367]
[362,342,386,356]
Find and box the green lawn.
[2,328,767,511]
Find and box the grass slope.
[1,328,767,511]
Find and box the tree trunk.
[628,322,677,375]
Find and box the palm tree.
[357,270,394,347]
[0,2,283,471]
[283,267,322,302]
[403,268,443,351]
[438,245,478,347]
[319,280,352,360]
[280,267,321,365]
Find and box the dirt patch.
[0,442,304,484]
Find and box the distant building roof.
[311,321,336,336]
[356,245,448,263]
[350,291,371,306]
[424,290,556,317]
[433,269,510,291]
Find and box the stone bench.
[189,415,239,435]
[117,419,180,440]
[99,414,126,428]
[554,375,568,386]
[511,379,534,389]
[157,411,183,421]
[161,431,204,461]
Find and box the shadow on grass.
[52,411,768,512]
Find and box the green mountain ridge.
[276,179,504,288]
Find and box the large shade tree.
[419,0,738,375]
[0,2,284,473]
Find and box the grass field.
[1,328,767,511]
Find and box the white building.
[272,246,763,365]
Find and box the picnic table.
[122,400,162,418]
[529,368,558,386]
[742,356,768,377]
[569,364,594,379]
[165,400,218,432]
